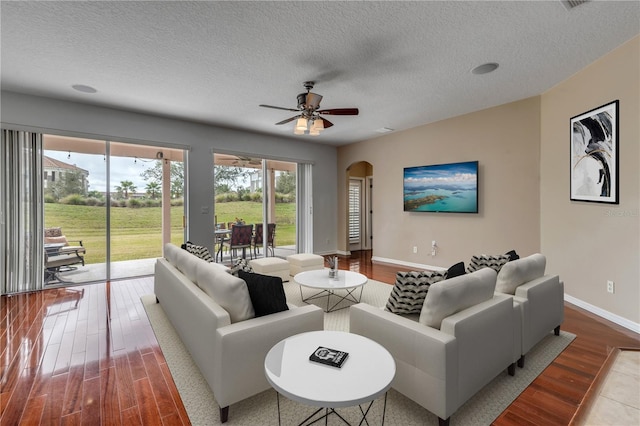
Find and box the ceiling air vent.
[561,0,589,11]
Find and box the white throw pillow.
[196,261,255,323]
[496,253,546,294]
[419,268,497,329]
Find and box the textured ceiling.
[1,1,638,146]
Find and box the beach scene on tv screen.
[404,161,478,213]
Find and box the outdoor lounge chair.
[44,227,86,262]
[44,246,85,283]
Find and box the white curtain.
[1,129,44,294]
[296,163,313,253]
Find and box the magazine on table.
[309,346,349,368]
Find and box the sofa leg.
[438,417,450,426]
[508,362,516,376]
[517,355,525,368]
[220,406,229,423]
[554,325,560,336]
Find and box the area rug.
[141,279,575,425]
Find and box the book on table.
[309,346,349,368]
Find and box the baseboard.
[371,255,447,272]
[564,294,640,334]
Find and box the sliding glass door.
[44,135,107,284]
[108,142,185,280]
[213,153,298,262]
[43,134,186,284]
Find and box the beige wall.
[338,96,542,270]
[540,36,639,324]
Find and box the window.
[349,180,362,244]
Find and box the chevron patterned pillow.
[184,242,214,263]
[385,270,447,314]
[466,254,510,273]
[229,258,254,276]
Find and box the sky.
[45,150,156,193]
[404,161,478,189]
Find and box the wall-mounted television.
[403,161,478,213]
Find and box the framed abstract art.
[570,100,619,204]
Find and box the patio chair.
[44,227,86,263]
[253,223,276,257]
[222,224,253,262]
[44,246,85,283]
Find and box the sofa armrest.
[350,303,457,420]
[515,275,564,353]
[213,304,324,408]
[154,258,232,383]
[440,295,515,404]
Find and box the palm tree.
[116,180,137,199]
[145,182,161,199]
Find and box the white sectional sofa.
[495,253,564,367]
[350,268,519,426]
[154,243,324,423]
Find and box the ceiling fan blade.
[275,115,301,125]
[320,118,334,128]
[317,108,359,116]
[260,104,299,112]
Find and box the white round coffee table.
[264,330,395,425]
[294,269,368,312]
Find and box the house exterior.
[43,155,89,194]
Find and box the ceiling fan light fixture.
[294,127,305,135]
[309,128,320,136]
[312,118,324,131]
[295,117,308,131]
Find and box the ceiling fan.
[259,81,359,135]
[232,156,261,167]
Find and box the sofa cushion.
[178,249,202,283]
[446,261,466,279]
[164,243,181,267]
[196,262,255,323]
[419,268,497,329]
[466,254,510,273]
[385,270,446,314]
[229,258,254,276]
[45,235,69,245]
[496,253,546,294]
[238,270,289,317]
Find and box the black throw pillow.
[505,250,520,262]
[446,261,466,279]
[238,270,289,317]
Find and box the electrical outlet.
[607,280,615,294]
[413,246,418,254]
[432,240,436,247]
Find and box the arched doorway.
[346,161,373,254]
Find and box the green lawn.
[45,201,296,264]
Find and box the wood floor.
[1,251,638,425]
